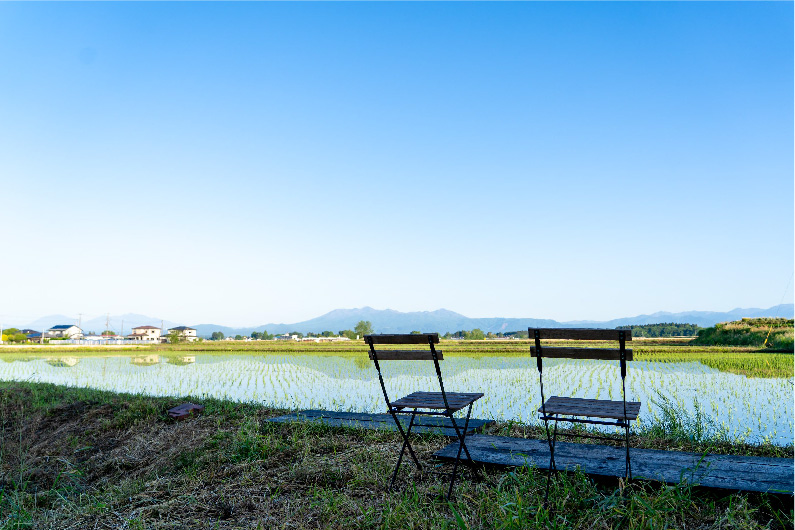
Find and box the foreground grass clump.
[0,382,791,529]
[693,318,794,351]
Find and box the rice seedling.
[0,342,791,446]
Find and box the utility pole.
[161,319,164,342]
[0,323,3,344]
[105,313,110,336]
[121,319,124,338]
[78,313,82,329]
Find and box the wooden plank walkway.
[266,409,494,437]
[434,434,793,494]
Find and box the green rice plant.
[640,391,731,444]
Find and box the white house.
[167,326,198,342]
[47,325,83,339]
[128,325,161,341]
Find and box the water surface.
[0,354,791,445]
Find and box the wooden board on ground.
[167,403,204,420]
[266,409,493,437]
[434,434,793,494]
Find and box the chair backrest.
[529,328,633,361]
[364,333,449,410]
[530,328,634,415]
[365,333,443,361]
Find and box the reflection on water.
[0,354,791,445]
[167,356,195,366]
[45,357,79,367]
[131,355,160,366]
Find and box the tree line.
[615,323,700,337]
[206,321,701,341]
[208,321,375,341]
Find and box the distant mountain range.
[12,305,790,338]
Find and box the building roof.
[20,329,39,334]
[50,324,78,330]
[132,325,160,330]
[168,326,195,331]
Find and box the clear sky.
[1,2,792,327]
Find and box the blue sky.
[0,2,792,327]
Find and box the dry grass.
[0,383,792,530]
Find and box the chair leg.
[625,421,632,481]
[544,417,558,504]
[446,404,478,499]
[389,411,420,489]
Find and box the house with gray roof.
[47,325,83,339]
[167,326,198,342]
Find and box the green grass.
[693,318,794,351]
[2,338,792,378]
[0,382,792,529]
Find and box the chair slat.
[539,396,641,420]
[369,350,443,361]
[365,333,439,344]
[530,347,633,361]
[390,391,483,410]
[529,328,632,341]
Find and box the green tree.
[410,330,422,335]
[1,328,25,343]
[168,330,182,344]
[234,334,243,340]
[465,328,485,340]
[354,321,373,337]
[211,331,225,341]
[339,329,357,340]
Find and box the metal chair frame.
[532,328,637,501]
[366,333,482,499]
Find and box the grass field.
[693,318,794,351]
[2,338,792,378]
[0,382,792,530]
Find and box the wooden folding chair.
[365,333,483,499]
[530,328,641,501]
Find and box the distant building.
[167,326,198,342]
[22,330,44,343]
[47,325,83,339]
[128,325,161,341]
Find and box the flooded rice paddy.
[0,354,792,445]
